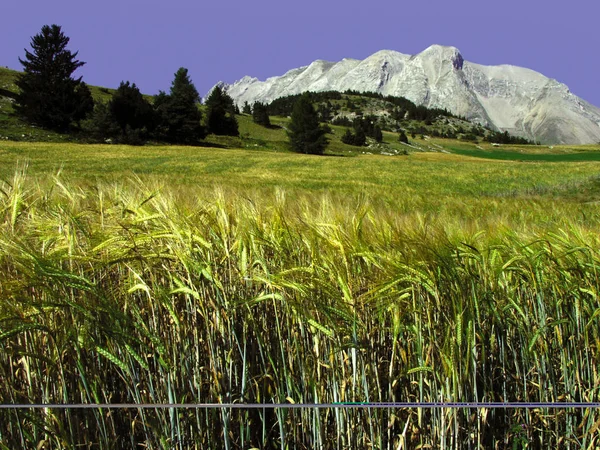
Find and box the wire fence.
[2,402,600,410]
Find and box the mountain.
[216,45,600,145]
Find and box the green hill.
[3,66,600,162]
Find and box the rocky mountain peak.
[214,46,600,144]
[419,45,464,70]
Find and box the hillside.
[218,45,600,145]
[263,90,532,145]
[0,67,121,142]
[0,67,491,151]
[3,65,600,162]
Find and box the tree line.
[14,25,239,145]
[13,24,328,154]
[265,90,458,123]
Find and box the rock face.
[217,45,600,145]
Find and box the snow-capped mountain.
[215,45,600,145]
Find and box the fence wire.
[2,402,600,410]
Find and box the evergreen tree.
[398,130,409,143]
[341,128,355,145]
[15,24,93,131]
[82,101,120,142]
[154,67,205,144]
[252,102,271,127]
[287,94,328,155]
[317,102,332,122]
[109,81,155,144]
[205,86,239,136]
[242,101,251,115]
[353,127,367,146]
[373,125,383,143]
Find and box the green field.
[2,127,600,448]
[451,145,600,162]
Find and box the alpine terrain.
[217,45,600,144]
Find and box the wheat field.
[1,142,600,448]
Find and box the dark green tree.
[398,130,409,143]
[341,128,355,145]
[317,102,332,122]
[15,24,93,131]
[373,125,383,143]
[154,67,205,144]
[242,101,251,115]
[81,101,120,142]
[341,118,369,147]
[287,94,328,155]
[252,102,271,127]
[205,86,239,136]
[109,81,155,145]
[353,127,367,146]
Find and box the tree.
[82,101,120,142]
[252,102,271,127]
[108,81,155,144]
[398,130,408,143]
[15,24,93,131]
[287,94,328,155]
[242,101,251,115]
[154,67,205,144]
[317,102,332,122]
[341,128,355,145]
[341,127,366,147]
[373,125,383,143]
[353,127,367,146]
[205,86,239,136]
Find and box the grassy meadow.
[1,132,600,449]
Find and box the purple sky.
[2,0,599,106]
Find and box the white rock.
[212,45,600,145]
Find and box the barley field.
[1,142,600,449]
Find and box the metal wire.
[1,402,599,410]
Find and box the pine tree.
[154,67,205,144]
[205,86,239,136]
[353,127,367,147]
[341,128,355,145]
[373,125,383,143]
[252,102,271,127]
[81,101,121,143]
[287,94,328,155]
[242,101,252,115]
[109,81,155,145]
[398,130,409,143]
[15,24,93,131]
[317,102,332,122]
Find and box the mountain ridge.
[216,45,600,145]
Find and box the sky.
[2,0,599,106]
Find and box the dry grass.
[1,164,599,448]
